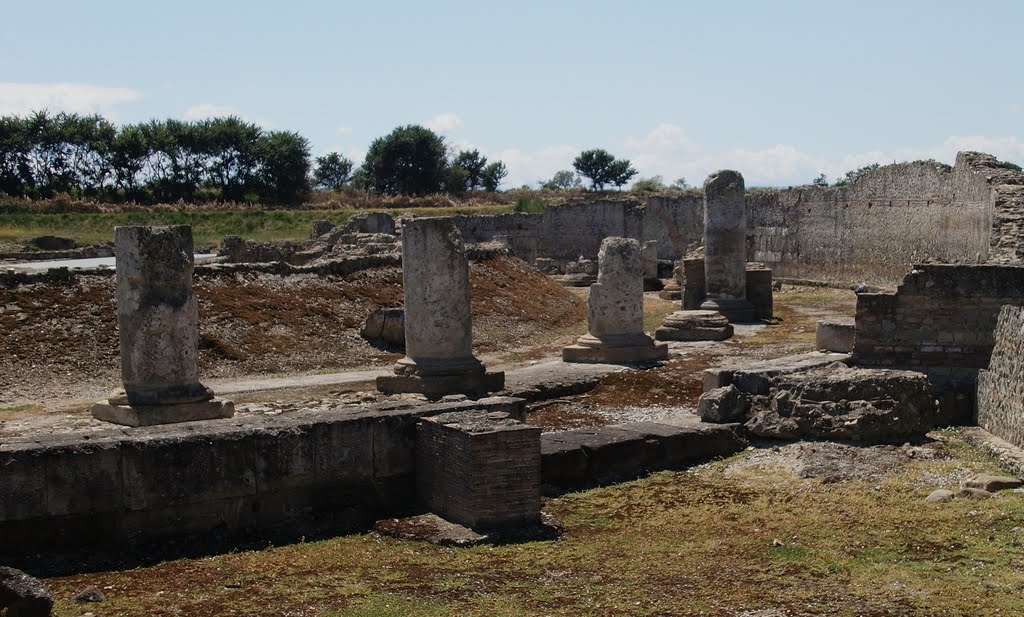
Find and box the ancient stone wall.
[748,157,995,285]
[852,263,1024,423]
[977,305,1024,448]
[447,151,1019,286]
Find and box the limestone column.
[92,225,233,426]
[377,218,503,397]
[700,170,755,322]
[563,237,667,363]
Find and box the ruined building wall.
[747,156,995,285]
[448,151,1017,284]
[977,305,1024,448]
[852,264,1024,384]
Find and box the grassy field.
[43,430,1024,616]
[0,205,515,247]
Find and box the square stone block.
[416,411,540,529]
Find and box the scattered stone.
[816,318,855,353]
[72,586,106,604]
[962,475,1022,492]
[0,566,54,617]
[697,385,749,423]
[771,538,784,547]
[309,219,335,239]
[731,362,938,443]
[957,487,995,500]
[360,307,405,348]
[925,489,955,503]
[563,237,667,364]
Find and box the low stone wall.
[0,397,523,559]
[977,305,1024,448]
[852,263,1024,421]
[0,399,750,558]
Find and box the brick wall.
[852,264,1024,422]
[416,411,541,529]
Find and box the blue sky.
[1,1,1021,188]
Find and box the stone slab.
[91,398,235,427]
[703,351,852,393]
[562,341,668,364]
[376,371,505,398]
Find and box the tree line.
[1,110,656,205]
[0,111,311,205]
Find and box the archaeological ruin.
[3,149,1024,573]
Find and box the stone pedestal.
[816,318,855,352]
[563,237,667,364]
[92,226,233,426]
[416,410,541,529]
[658,260,683,300]
[655,310,734,342]
[377,218,503,397]
[700,170,755,323]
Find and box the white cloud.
[0,82,141,118]
[182,103,241,120]
[181,103,275,128]
[624,123,693,152]
[496,145,578,188]
[336,125,353,135]
[425,112,463,134]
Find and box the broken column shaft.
[376,217,503,397]
[563,236,667,363]
[700,170,755,322]
[92,225,233,426]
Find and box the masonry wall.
[747,156,995,285]
[851,264,1024,423]
[447,151,1016,286]
[977,305,1024,448]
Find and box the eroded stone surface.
[699,360,938,443]
[92,226,231,426]
[0,566,53,617]
[377,218,502,396]
[701,170,755,322]
[563,237,667,364]
[656,309,733,341]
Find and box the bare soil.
[0,255,585,410]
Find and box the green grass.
[0,204,515,247]
[0,404,35,414]
[43,433,1024,616]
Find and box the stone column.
[377,218,503,397]
[92,226,233,426]
[700,170,755,322]
[563,237,667,363]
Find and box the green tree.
[834,163,880,187]
[0,115,33,196]
[312,152,354,191]
[572,148,637,191]
[255,130,311,205]
[631,175,666,192]
[812,173,829,187]
[669,177,689,190]
[480,161,508,191]
[454,149,487,190]
[205,116,262,202]
[540,169,581,190]
[360,125,448,195]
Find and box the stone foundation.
[655,310,733,341]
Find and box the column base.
[700,298,756,323]
[91,398,235,427]
[562,333,668,364]
[655,310,734,341]
[376,371,505,398]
